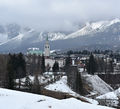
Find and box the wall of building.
[45,58,65,71]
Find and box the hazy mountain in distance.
[0,19,120,53]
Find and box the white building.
[45,58,65,71]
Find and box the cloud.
[0,0,120,31]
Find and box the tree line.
[66,50,113,55]
[7,53,26,89]
[6,53,60,92]
[86,54,114,75]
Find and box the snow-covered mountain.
[0,24,67,53]
[65,18,120,39]
[0,24,67,43]
[1,18,120,53]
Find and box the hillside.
[0,88,114,109]
[45,75,113,97]
[82,74,113,96]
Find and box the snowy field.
[0,88,114,109]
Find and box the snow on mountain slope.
[34,32,66,42]
[0,19,120,44]
[65,18,120,39]
[47,32,66,41]
[1,18,119,46]
[0,19,120,53]
[82,74,113,95]
[0,30,66,48]
[0,88,114,109]
[0,33,24,46]
[0,33,8,43]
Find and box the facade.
[44,36,50,57]
[45,58,65,71]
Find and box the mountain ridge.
[0,18,120,53]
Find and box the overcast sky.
[0,0,120,31]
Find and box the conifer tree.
[87,54,97,75]
[17,53,26,78]
[109,59,114,73]
[7,54,15,89]
[33,74,41,93]
[41,55,45,74]
[76,69,84,95]
[25,75,31,90]
[52,61,59,81]
[65,56,71,67]
[65,56,72,77]
[7,53,26,89]
[52,61,59,72]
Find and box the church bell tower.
[44,36,50,57]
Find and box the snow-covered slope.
[96,88,120,107]
[82,74,113,95]
[45,76,99,104]
[45,76,75,94]
[97,87,120,100]
[0,88,114,109]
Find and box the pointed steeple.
[46,36,48,41]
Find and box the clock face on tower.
[45,45,49,49]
